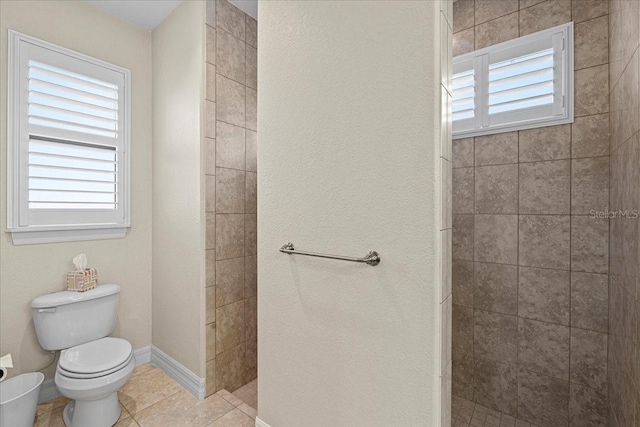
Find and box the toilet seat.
[57,337,132,379]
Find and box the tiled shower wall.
[452,1,610,425]
[607,0,640,425]
[204,0,258,396]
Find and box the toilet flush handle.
[38,308,56,313]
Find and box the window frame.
[7,30,131,245]
[452,22,574,140]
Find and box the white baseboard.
[133,345,151,365]
[38,378,60,404]
[150,345,206,400]
[38,344,153,404]
[255,417,271,427]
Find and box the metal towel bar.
[279,242,381,266]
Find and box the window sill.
[8,226,128,245]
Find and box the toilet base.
[62,393,121,427]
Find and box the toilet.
[31,284,134,427]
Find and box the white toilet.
[31,284,134,427]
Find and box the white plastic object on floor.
[0,372,45,427]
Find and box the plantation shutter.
[452,23,572,139]
[17,39,127,227]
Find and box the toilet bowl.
[31,284,134,427]
[54,337,134,427]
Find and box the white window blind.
[8,31,131,244]
[452,23,573,139]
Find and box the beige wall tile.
[474,262,518,314]
[453,27,475,56]
[245,45,257,90]
[518,318,570,380]
[245,130,257,172]
[572,0,608,24]
[519,0,571,36]
[216,0,245,41]
[519,160,571,214]
[571,157,610,214]
[216,257,244,307]
[244,255,257,298]
[245,214,257,256]
[571,272,609,332]
[575,65,610,117]
[571,216,609,274]
[475,164,518,214]
[474,214,518,264]
[216,214,245,259]
[216,168,245,213]
[575,15,609,70]
[206,0,215,27]
[207,63,216,101]
[206,323,216,361]
[206,286,216,324]
[475,12,518,50]
[244,337,257,383]
[474,310,518,364]
[453,167,475,214]
[245,16,257,48]
[518,125,571,162]
[206,25,216,65]
[216,121,245,170]
[206,213,216,250]
[570,328,608,390]
[206,249,216,287]
[245,172,257,214]
[217,28,246,83]
[518,215,570,269]
[473,357,517,416]
[453,137,474,168]
[216,74,245,127]
[475,0,518,25]
[453,214,475,260]
[517,370,569,426]
[206,359,216,397]
[206,100,216,139]
[519,0,545,9]
[571,114,610,158]
[453,260,474,307]
[206,175,216,212]
[245,88,257,131]
[454,0,474,32]
[569,384,607,427]
[215,344,246,392]
[245,297,257,341]
[205,137,216,175]
[216,300,245,354]
[475,132,518,166]
[518,267,570,325]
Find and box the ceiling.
[88,0,257,31]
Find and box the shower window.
[7,31,131,245]
[452,22,573,139]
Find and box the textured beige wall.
[0,0,153,378]
[151,0,206,377]
[257,1,445,425]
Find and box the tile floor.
[34,364,257,427]
[452,396,541,427]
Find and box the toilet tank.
[31,284,120,351]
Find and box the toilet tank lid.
[31,284,120,309]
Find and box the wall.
[257,1,450,426]
[451,1,610,426]
[0,0,152,378]
[202,0,259,396]
[152,0,205,377]
[607,0,640,425]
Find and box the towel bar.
[279,242,381,266]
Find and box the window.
[452,23,573,139]
[7,31,130,245]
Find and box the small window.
[7,31,130,244]
[452,23,573,139]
